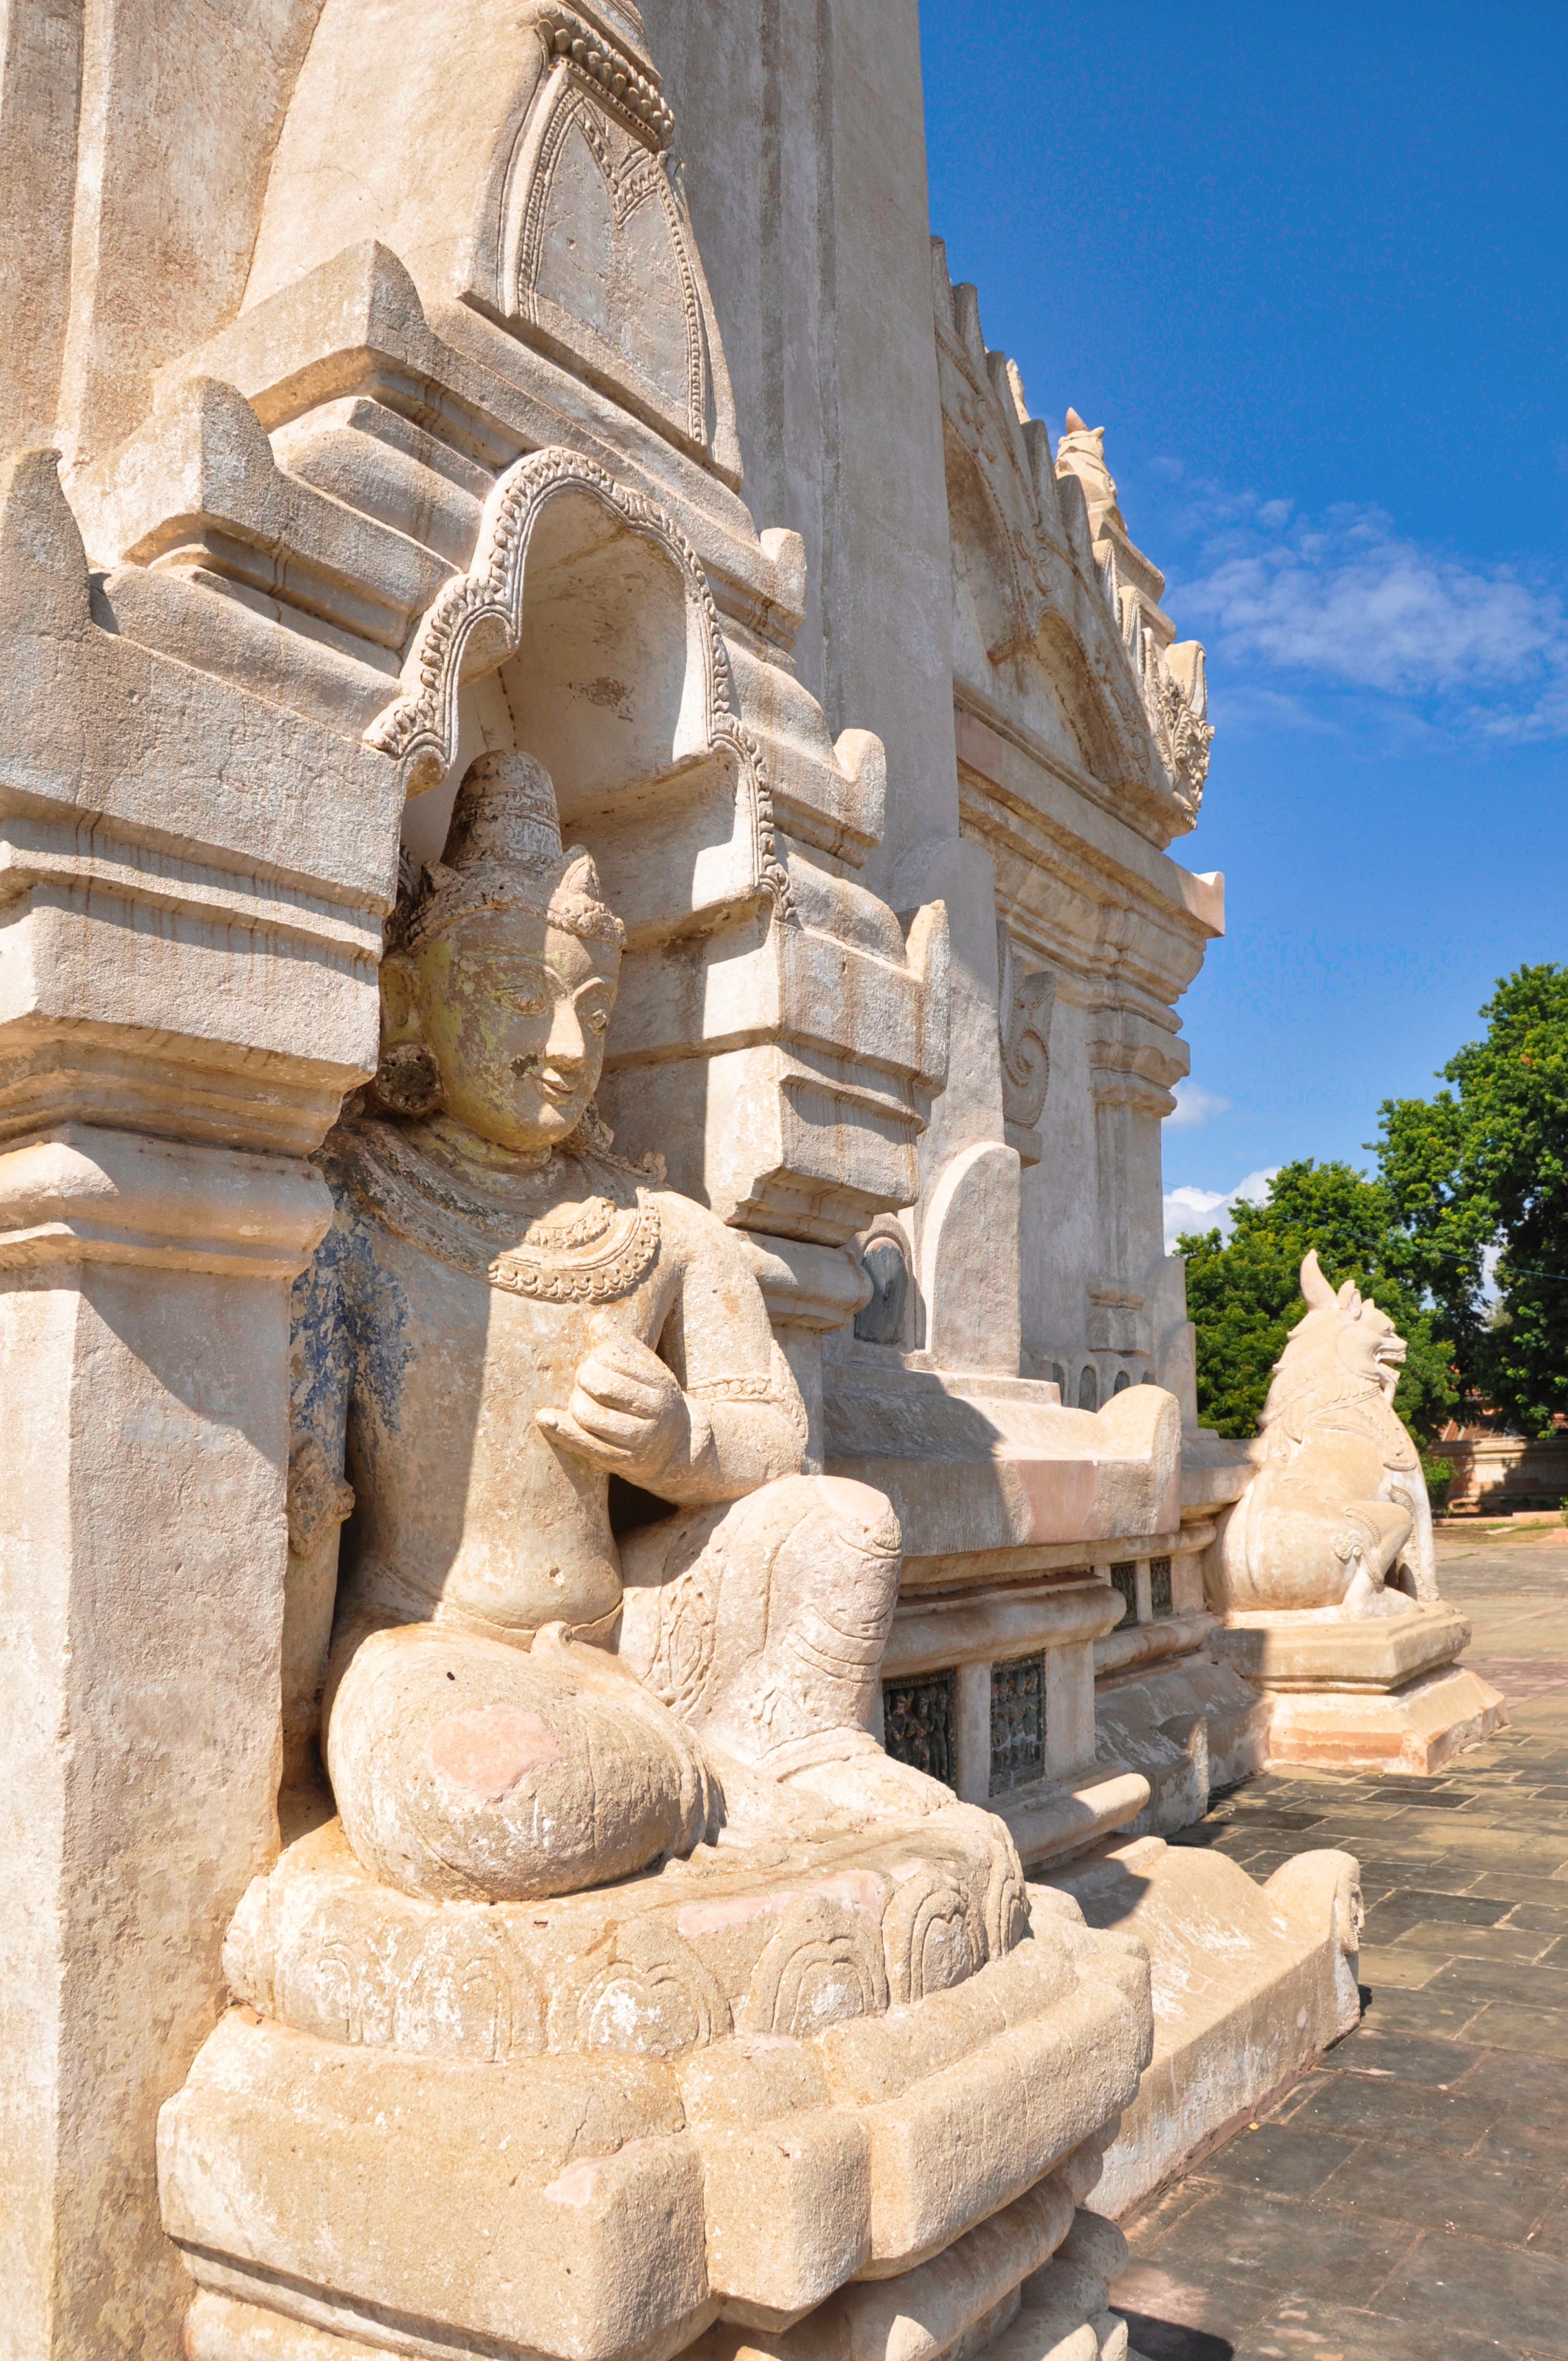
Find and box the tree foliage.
[1177,1159,1459,1444]
[1377,964,1568,1437]
[1177,965,1568,1447]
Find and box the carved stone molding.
[934,240,1213,844]
[0,1125,331,1280]
[366,445,791,913]
[1058,418,1213,825]
[996,919,1055,1167]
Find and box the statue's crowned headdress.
[396,751,624,954]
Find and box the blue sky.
[919,1,1568,1245]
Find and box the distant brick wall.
[1438,1435,1568,1512]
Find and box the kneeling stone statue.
[159,753,1153,2361]
[300,750,916,1896]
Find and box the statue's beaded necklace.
[323,1109,662,1304]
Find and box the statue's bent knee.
[620,1471,902,1766]
[326,1622,714,1904]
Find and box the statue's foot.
[326,1619,717,1903]
[1340,1560,1418,1620]
[620,1471,902,1766]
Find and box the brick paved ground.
[1110,1520,1568,2361]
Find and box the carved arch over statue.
[369,446,790,937]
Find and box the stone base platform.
[1048,1834,1362,2219]
[1263,1662,1508,1773]
[1209,1604,1507,1774]
[184,2186,1149,2361]
[159,1794,1155,2361]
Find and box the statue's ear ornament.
[370,1040,443,1120]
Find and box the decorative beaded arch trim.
[365,447,791,916]
[534,9,675,151]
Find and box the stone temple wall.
[0,5,1493,2358]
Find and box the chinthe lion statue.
[1215,1250,1439,1618]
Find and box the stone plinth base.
[1208,1606,1506,1773]
[1210,1603,1471,1691]
[160,1814,1153,2361]
[1263,1664,1507,1774]
[184,2186,1142,2361]
[1049,1835,1361,2219]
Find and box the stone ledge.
[1001,1771,1151,1874]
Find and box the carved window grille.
[882,1669,957,1790]
[989,1653,1046,1794]
[1150,1556,1174,1619]
[1109,1563,1138,1629]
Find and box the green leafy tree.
[1177,1158,1458,1443]
[1377,964,1568,1437]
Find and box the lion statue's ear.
[1300,1250,1337,1310]
[1337,1282,1362,1319]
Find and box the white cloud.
[1168,495,1568,739]
[1165,1078,1231,1131]
[1164,1167,1279,1254]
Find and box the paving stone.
[1280,2070,1498,2153]
[1428,1953,1568,2003]
[1311,2141,1562,2241]
[1110,2261,1272,2351]
[1475,2118,1568,2175]
[1360,1879,1511,1917]
[1462,2000,1568,2060]
[1330,2025,1485,2085]
[1124,2188,1420,2307]
[1191,2123,1362,2199]
[1471,1867,1568,1904]
[1232,2297,1507,2361]
[1451,2045,1568,2109]
[1352,1943,1447,1990]
[1350,1984,1487,2040]
[1123,2175,1216,2257]
[1122,1534,1568,2358]
[1391,1915,1558,1959]
[1517,2194,1568,2263]
[1373,2227,1568,2354]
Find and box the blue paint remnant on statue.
[288,1187,413,1468]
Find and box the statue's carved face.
[1336,1299,1407,1401]
[384,907,620,1153]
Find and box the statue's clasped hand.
[536,1332,690,1481]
